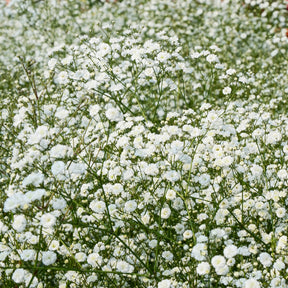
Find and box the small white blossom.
[124,200,137,213]
[12,215,27,232]
[40,213,56,228]
[158,279,171,288]
[105,107,123,122]
[90,200,106,214]
[157,51,170,62]
[196,262,211,275]
[244,279,261,288]
[12,268,26,283]
[223,245,238,259]
[206,54,218,63]
[57,71,69,85]
[222,87,232,95]
[87,253,102,267]
[259,252,272,267]
[211,255,226,269]
[161,207,171,219]
[42,251,57,266]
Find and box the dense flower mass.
[0,0,288,287]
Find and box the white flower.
[112,183,124,195]
[266,130,282,145]
[172,197,184,210]
[283,145,288,154]
[162,251,173,261]
[158,279,171,288]
[191,243,208,261]
[87,275,98,284]
[22,172,44,187]
[0,251,9,261]
[206,54,218,63]
[250,164,263,178]
[196,262,210,275]
[222,87,232,95]
[239,76,248,83]
[90,200,106,214]
[27,234,39,245]
[223,244,238,259]
[48,58,57,70]
[116,260,134,273]
[49,240,60,251]
[174,223,185,234]
[144,39,160,53]
[105,107,123,122]
[244,279,260,288]
[226,68,236,75]
[211,255,226,269]
[157,51,170,62]
[57,71,69,84]
[86,79,98,90]
[183,230,193,240]
[252,128,264,139]
[50,144,72,159]
[24,189,46,204]
[68,162,86,177]
[273,259,285,271]
[42,251,57,265]
[28,126,49,145]
[207,111,218,122]
[215,265,229,275]
[124,200,137,213]
[87,253,102,267]
[191,52,201,59]
[89,104,101,117]
[170,140,184,154]
[166,189,176,200]
[12,268,26,283]
[276,207,286,218]
[148,239,158,248]
[52,198,67,210]
[198,173,211,187]
[259,252,272,267]
[117,135,129,148]
[277,169,288,180]
[20,249,36,261]
[40,213,56,228]
[25,272,38,288]
[75,252,87,262]
[4,193,24,212]
[227,258,235,267]
[276,236,287,252]
[61,55,73,65]
[51,161,66,179]
[164,170,180,182]
[161,207,171,219]
[144,67,154,77]
[143,163,159,176]
[141,212,150,225]
[55,108,69,119]
[270,277,285,288]
[221,156,233,167]
[12,214,27,232]
[97,43,111,57]
[0,221,8,234]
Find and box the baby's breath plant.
[1,0,288,287]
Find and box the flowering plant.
[0,0,288,287]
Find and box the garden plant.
[0,0,288,287]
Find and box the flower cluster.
[0,0,288,287]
